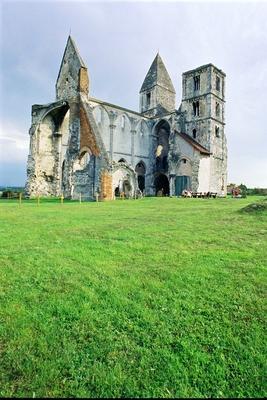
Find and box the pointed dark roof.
[56,36,86,83]
[68,36,86,67]
[140,53,175,93]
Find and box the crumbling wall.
[79,67,89,95]
[79,104,100,156]
[26,114,58,196]
[72,155,96,200]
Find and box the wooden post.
[61,194,64,205]
[95,193,99,202]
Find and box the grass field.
[0,196,266,398]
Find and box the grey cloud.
[0,0,266,187]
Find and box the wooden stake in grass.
[61,194,64,205]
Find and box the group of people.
[231,187,242,198]
[182,189,193,197]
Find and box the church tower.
[139,53,176,117]
[181,63,227,193]
[181,63,225,151]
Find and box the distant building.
[26,36,227,199]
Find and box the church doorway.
[138,176,145,192]
[114,186,120,197]
[175,176,191,196]
[154,174,169,196]
[135,161,146,193]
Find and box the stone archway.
[154,120,171,173]
[112,163,137,199]
[135,161,146,193]
[154,173,170,196]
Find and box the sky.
[0,0,267,187]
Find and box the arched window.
[192,129,197,139]
[216,76,221,91]
[140,120,145,136]
[216,102,220,117]
[96,108,102,124]
[79,151,90,169]
[135,161,146,192]
[194,76,200,91]
[121,115,126,129]
[215,126,220,137]
[135,161,146,175]
[146,92,151,108]
[193,101,200,117]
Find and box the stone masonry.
[26,36,227,200]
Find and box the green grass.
[0,197,266,398]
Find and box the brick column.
[100,171,113,201]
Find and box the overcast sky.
[0,0,267,187]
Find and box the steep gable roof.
[140,53,175,94]
[56,36,86,84]
[80,95,109,164]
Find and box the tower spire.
[56,36,89,100]
[139,53,175,116]
[140,53,175,94]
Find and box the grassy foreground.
[0,197,266,398]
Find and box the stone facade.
[26,36,227,200]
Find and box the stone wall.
[155,86,176,113]
[197,156,211,192]
[89,99,153,194]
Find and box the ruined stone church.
[26,36,227,200]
